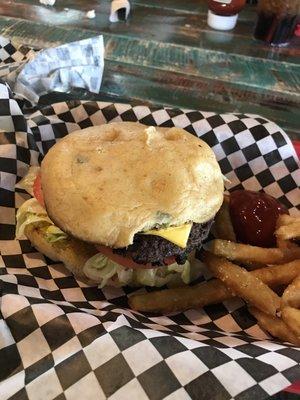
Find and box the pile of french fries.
[129,196,300,346]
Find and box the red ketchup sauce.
[229,190,288,248]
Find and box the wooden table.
[0,0,299,140]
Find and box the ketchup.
[229,190,288,248]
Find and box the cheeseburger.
[16,122,224,287]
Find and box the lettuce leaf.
[44,225,68,243]
[16,197,67,242]
[15,166,40,196]
[83,252,197,288]
[16,198,51,238]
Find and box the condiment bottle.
[207,0,246,31]
[254,0,300,46]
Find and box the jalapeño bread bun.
[41,122,224,247]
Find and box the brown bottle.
[207,0,247,30]
[254,0,300,46]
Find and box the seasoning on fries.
[276,214,300,241]
[276,237,298,249]
[253,260,300,288]
[209,239,300,264]
[129,279,232,314]
[281,307,300,340]
[203,252,281,316]
[280,276,300,340]
[129,259,300,313]
[248,307,300,346]
[281,275,300,308]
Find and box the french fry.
[276,237,298,249]
[276,214,300,247]
[253,260,300,288]
[129,279,232,314]
[281,275,300,309]
[277,214,300,226]
[281,307,300,339]
[129,260,300,313]
[276,224,300,241]
[210,239,300,264]
[203,252,281,316]
[276,214,300,241]
[281,276,300,342]
[249,307,300,346]
[213,195,236,241]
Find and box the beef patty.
[114,220,213,265]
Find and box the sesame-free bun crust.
[41,122,224,247]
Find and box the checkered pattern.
[0,37,35,85]
[0,35,104,105]
[0,37,33,65]
[0,83,299,400]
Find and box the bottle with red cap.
[207,0,247,31]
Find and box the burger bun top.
[41,122,224,247]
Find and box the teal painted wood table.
[0,0,299,140]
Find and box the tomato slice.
[96,244,176,269]
[164,256,176,266]
[33,174,45,207]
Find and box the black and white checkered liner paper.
[0,35,104,105]
[0,80,300,399]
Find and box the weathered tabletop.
[0,0,299,140]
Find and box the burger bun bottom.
[25,225,96,282]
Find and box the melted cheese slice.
[143,223,192,248]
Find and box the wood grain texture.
[0,0,299,139]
